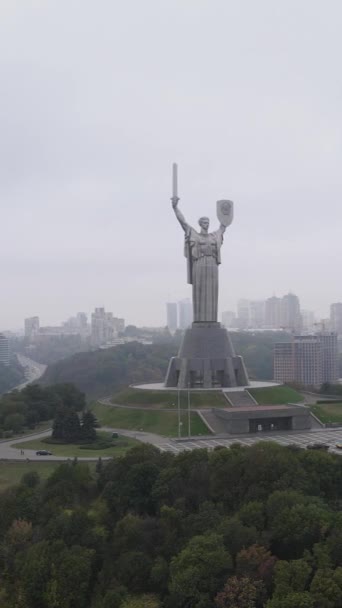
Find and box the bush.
[79,439,115,450]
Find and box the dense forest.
[40,332,292,398]
[1,442,342,607]
[0,359,25,395]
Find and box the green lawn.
[0,461,72,490]
[93,403,210,437]
[112,388,228,409]
[310,403,342,424]
[248,386,303,405]
[12,432,141,458]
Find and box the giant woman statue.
[171,164,233,323]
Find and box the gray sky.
[1,0,342,329]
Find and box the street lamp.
[177,389,181,438]
[188,382,191,438]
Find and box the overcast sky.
[1,0,342,330]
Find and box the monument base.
[165,322,249,389]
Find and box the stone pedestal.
[165,322,249,389]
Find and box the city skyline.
[2,2,342,329]
[3,292,342,334]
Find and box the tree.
[215,575,260,608]
[81,410,97,442]
[310,567,342,608]
[52,408,82,442]
[3,413,25,433]
[269,559,312,602]
[120,595,160,608]
[169,533,232,607]
[266,592,314,608]
[236,544,277,586]
[17,540,94,608]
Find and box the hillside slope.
[40,342,177,398]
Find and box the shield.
[217,199,234,227]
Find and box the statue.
[171,163,233,323]
[165,164,248,388]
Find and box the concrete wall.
[213,405,311,434]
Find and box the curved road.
[0,426,169,462]
[15,354,47,390]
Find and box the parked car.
[111,432,119,439]
[335,443,342,450]
[307,443,329,451]
[36,450,53,456]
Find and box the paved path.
[3,426,342,462]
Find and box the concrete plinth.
[165,322,249,389]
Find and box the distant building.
[274,332,338,387]
[265,297,282,329]
[301,310,316,333]
[166,302,178,332]
[249,300,265,328]
[274,342,295,383]
[178,299,192,330]
[0,334,9,366]
[319,332,338,383]
[221,310,236,328]
[330,303,342,335]
[281,293,302,332]
[63,312,89,336]
[91,307,125,346]
[24,316,40,341]
[237,299,250,329]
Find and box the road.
[15,354,47,390]
[2,426,342,462]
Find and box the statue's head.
[198,216,210,231]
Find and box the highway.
[15,354,47,390]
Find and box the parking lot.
[159,428,342,454]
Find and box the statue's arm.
[171,198,189,232]
[218,223,227,236]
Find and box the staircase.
[223,390,257,407]
[199,411,230,434]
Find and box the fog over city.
[1,0,342,329]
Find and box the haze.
[1,0,342,329]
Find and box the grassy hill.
[248,385,303,404]
[112,387,228,408]
[310,402,342,424]
[40,342,177,398]
[93,402,210,437]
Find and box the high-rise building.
[249,300,265,328]
[293,336,322,386]
[274,342,296,383]
[178,299,192,330]
[24,316,40,341]
[319,332,338,383]
[166,302,178,332]
[0,334,9,366]
[91,308,124,346]
[330,303,342,335]
[281,293,301,332]
[221,310,236,328]
[301,310,316,333]
[274,332,338,387]
[237,299,250,329]
[265,297,282,329]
